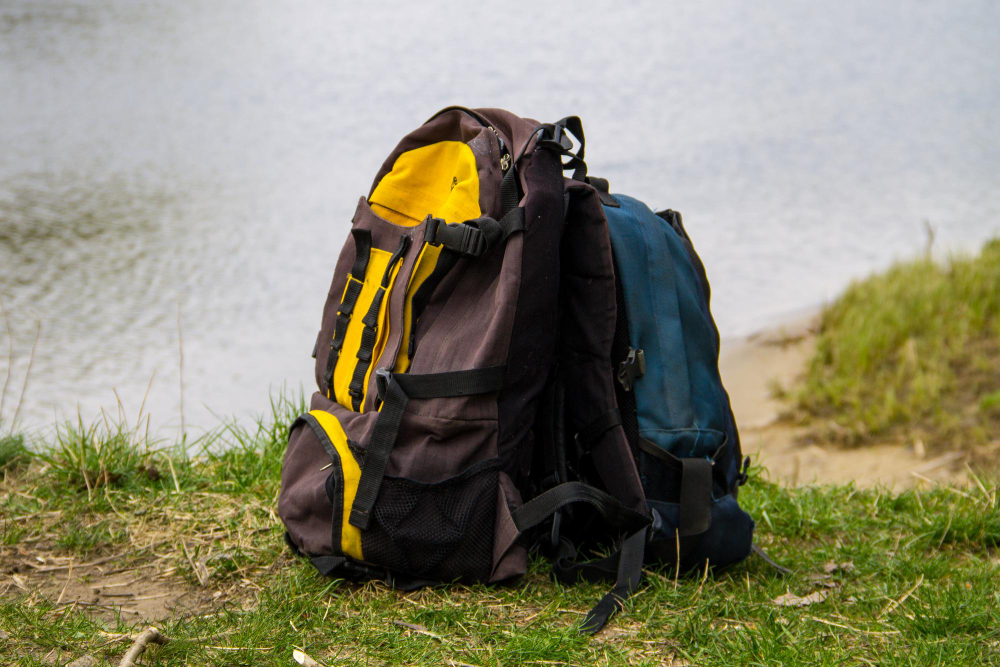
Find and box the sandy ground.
[720,313,968,489]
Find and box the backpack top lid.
[366,107,543,227]
[370,140,482,226]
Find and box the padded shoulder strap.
[560,181,646,512]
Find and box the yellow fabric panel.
[369,141,482,226]
[309,410,363,561]
[392,242,442,374]
[370,203,423,227]
[358,259,402,413]
[332,247,392,410]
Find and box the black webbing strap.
[424,207,525,258]
[309,554,390,582]
[325,229,372,392]
[348,288,385,409]
[349,235,409,410]
[580,527,647,634]
[638,438,715,538]
[391,364,506,399]
[512,481,650,535]
[511,481,651,634]
[679,458,713,537]
[575,408,622,450]
[499,165,519,216]
[349,229,372,279]
[552,538,617,584]
[348,365,506,530]
[349,377,407,530]
[471,207,526,250]
[310,555,347,576]
[548,528,649,634]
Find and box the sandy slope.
[719,314,967,489]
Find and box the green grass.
[794,238,1000,456]
[1,396,998,665]
[0,432,29,468]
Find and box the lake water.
[2,0,999,437]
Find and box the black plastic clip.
[535,117,587,181]
[616,347,645,392]
[425,217,487,257]
[537,124,575,152]
[374,368,392,409]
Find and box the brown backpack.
[279,107,649,633]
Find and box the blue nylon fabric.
[603,195,735,468]
[647,498,754,570]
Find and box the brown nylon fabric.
[490,471,527,582]
[279,420,337,556]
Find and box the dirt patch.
[2,545,250,624]
[720,313,970,489]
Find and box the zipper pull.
[489,126,512,173]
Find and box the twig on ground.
[118,627,169,667]
[878,574,924,619]
[293,649,327,667]
[27,554,117,572]
[393,620,444,641]
[56,559,73,605]
[181,542,208,586]
[692,558,710,601]
[807,615,900,636]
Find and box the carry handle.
[536,116,587,181]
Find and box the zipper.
[488,125,512,173]
[427,106,511,174]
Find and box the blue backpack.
[601,190,755,569]
[526,164,766,633]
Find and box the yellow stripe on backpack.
[309,410,363,561]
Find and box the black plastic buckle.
[425,217,487,257]
[648,507,663,542]
[536,123,574,153]
[616,347,646,392]
[374,368,392,407]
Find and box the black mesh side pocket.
[361,460,498,583]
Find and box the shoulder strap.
[511,481,651,634]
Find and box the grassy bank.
[791,238,1000,460]
[2,241,999,665]
[2,397,998,666]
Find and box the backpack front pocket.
[361,459,499,583]
[280,410,365,560]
